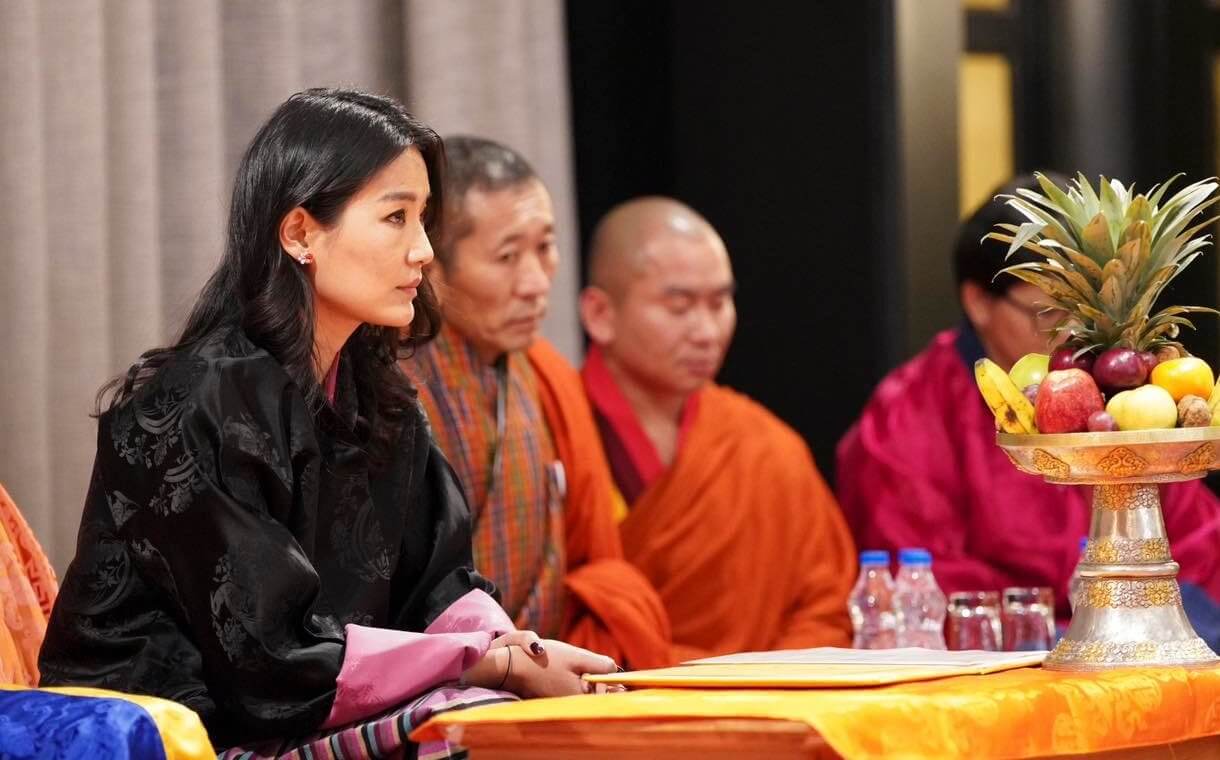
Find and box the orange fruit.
[1150,357,1215,402]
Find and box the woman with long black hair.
[39,88,616,755]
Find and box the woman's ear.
[279,207,316,264]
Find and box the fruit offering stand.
[977,172,1220,670]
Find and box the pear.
[1106,385,1178,431]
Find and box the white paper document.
[685,647,1048,669]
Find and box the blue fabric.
[0,689,167,760]
[1180,581,1220,653]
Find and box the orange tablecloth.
[415,666,1220,758]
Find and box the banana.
[975,358,1038,434]
[1208,380,1220,413]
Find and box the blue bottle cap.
[898,548,932,566]
[859,550,890,566]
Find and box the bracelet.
[496,646,513,691]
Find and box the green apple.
[1010,353,1051,391]
[1105,385,1178,431]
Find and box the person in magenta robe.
[836,175,1220,644]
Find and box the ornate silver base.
[1045,483,1218,670]
[997,428,1220,671]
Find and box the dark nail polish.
[530,642,545,655]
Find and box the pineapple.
[986,172,1220,358]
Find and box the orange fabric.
[0,483,59,686]
[526,341,674,669]
[619,385,856,660]
[415,665,1220,758]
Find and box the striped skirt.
[218,685,515,760]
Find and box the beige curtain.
[0,0,580,570]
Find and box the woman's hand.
[462,629,550,689]
[489,629,548,657]
[504,639,620,698]
[462,635,621,697]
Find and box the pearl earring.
[298,251,313,265]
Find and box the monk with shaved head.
[580,197,857,659]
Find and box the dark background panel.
[565,1,678,242]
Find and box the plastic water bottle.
[894,548,947,649]
[1069,536,1088,613]
[849,550,897,649]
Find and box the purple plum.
[1023,384,1040,405]
[1092,347,1148,392]
[1051,346,1095,373]
[1087,410,1119,432]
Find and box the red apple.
[1092,347,1148,392]
[1050,346,1095,373]
[1035,369,1106,433]
[1087,410,1119,432]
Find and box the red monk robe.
[837,326,1220,625]
[582,347,856,661]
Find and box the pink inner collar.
[324,355,340,404]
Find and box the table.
[414,666,1220,759]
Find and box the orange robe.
[1,483,58,686]
[524,341,674,668]
[601,382,857,660]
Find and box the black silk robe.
[39,327,495,747]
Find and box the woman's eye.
[387,210,406,224]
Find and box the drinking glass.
[1001,586,1055,651]
[946,591,1001,651]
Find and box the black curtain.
[565,2,896,479]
